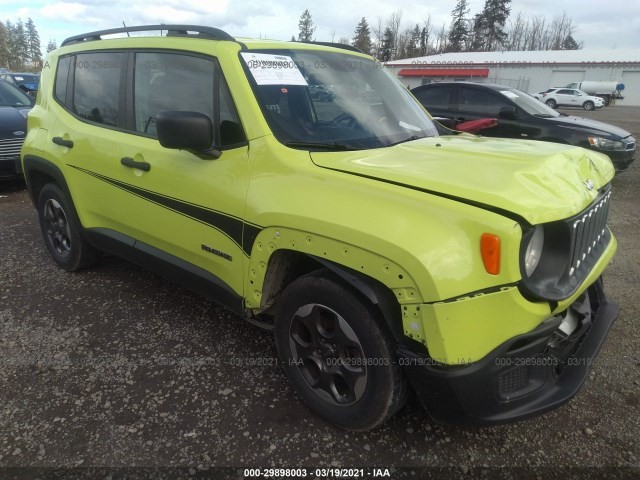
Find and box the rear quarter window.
[54,56,72,105]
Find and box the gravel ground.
[1,106,639,480]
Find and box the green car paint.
[23,32,616,376]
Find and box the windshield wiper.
[285,141,355,151]
[533,114,556,118]
[386,135,422,147]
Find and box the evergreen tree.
[469,13,487,51]
[405,25,421,58]
[479,0,511,51]
[46,39,57,53]
[352,17,372,54]
[297,9,316,42]
[6,19,30,69]
[448,0,469,52]
[561,34,580,50]
[380,27,395,61]
[0,21,9,69]
[25,18,41,66]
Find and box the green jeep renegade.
[20,25,619,431]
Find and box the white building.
[386,49,640,106]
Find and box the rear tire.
[583,101,595,111]
[38,183,99,271]
[545,99,557,108]
[275,270,407,431]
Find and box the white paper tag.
[500,90,519,99]
[241,53,308,86]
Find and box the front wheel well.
[257,249,404,342]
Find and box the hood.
[546,114,631,139]
[310,135,614,225]
[0,106,28,137]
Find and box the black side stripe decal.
[69,165,262,256]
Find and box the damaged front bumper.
[399,277,618,425]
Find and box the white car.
[541,88,604,110]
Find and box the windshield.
[0,80,33,107]
[13,74,39,85]
[241,49,438,150]
[502,88,560,117]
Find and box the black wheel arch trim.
[310,255,404,343]
[22,155,73,208]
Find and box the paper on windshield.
[241,53,308,86]
[500,90,519,99]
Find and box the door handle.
[52,136,74,148]
[120,157,151,172]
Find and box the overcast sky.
[2,0,639,53]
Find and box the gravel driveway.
[1,106,638,480]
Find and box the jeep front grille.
[0,138,24,159]
[568,191,611,277]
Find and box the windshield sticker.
[399,121,422,132]
[500,90,519,99]
[241,53,308,86]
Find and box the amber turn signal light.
[481,233,501,275]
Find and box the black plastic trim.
[311,256,404,341]
[22,155,72,207]
[298,41,363,53]
[519,186,612,302]
[431,282,522,305]
[61,25,235,47]
[84,228,244,314]
[399,278,618,425]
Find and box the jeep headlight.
[588,136,624,151]
[523,225,544,277]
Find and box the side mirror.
[498,106,516,120]
[156,111,220,159]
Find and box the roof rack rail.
[299,41,363,54]
[61,24,235,47]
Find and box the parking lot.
[1,106,639,479]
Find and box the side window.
[54,56,72,105]
[134,52,215,137]
[413,86,453,110]
[73,52,125,127]
[459,87,510,115]
[557,89,572,95]
[134,52,244,147]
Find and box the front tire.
[275,271,407,431]
[583,101,595,111]
[38,183,99,271]
[545,99,557,108]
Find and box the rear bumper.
[399,277,618,425]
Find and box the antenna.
[122,22,130,37]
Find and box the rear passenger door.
[51,51,127,230]
[117,51,250,299]
[555,89,578,107]
[457,86,521,139]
